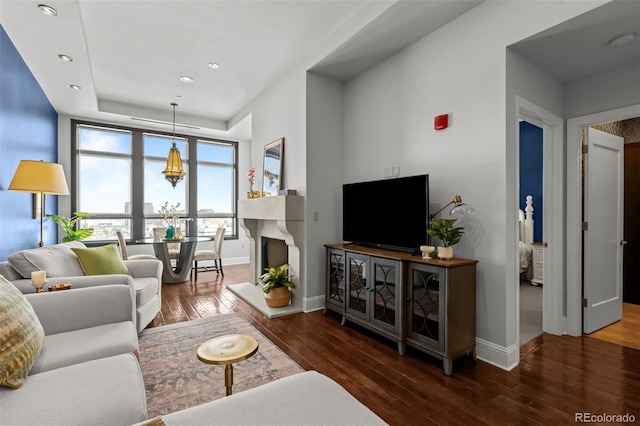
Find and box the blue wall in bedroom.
[0,24,59,261]
[519,121,543,242]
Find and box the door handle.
[620,240,628,245]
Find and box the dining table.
[135,236,212,284]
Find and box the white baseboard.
[221,256,249,266]
[304,295,325,313]
[475,337,519,371]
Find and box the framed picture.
[262,138,284,196]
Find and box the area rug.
[138,314,304,417]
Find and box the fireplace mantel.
[233,195,305,318]
[238,195,304,221]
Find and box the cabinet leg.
[472,346,477,362]
[398,341,405,356]
[340,315,346,326]
[443,357,453,376]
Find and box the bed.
[519,195,534,280]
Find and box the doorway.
[566,105,640,337]
[518,120,543,346]
[583,120,640,343]
[515,96,564,354]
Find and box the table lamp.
[9,160,70,247]
[429,195,474,220]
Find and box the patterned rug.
[138,314,304,417]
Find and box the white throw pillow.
[8,241,86,278]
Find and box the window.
[73,121,238,242]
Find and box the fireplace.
[230,195,304,318]
[262,237,288,272]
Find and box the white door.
[583,128,624,334]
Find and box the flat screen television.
[343,174,429,252]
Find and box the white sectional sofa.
[0,241,162,333]
[0,280,147,425]
[153,370,387,426]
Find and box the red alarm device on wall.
[434,114,448,130]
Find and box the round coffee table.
[197,334,259,396]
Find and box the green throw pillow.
[0,274,45,389]
[71,244,131,276]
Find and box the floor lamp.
[9,160,70,247]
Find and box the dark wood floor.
[148,264,640,425]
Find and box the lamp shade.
[9,160,70,195]
[162,144,186,187]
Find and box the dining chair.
[192,227,226,280]
[115,230,158,261]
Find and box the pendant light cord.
[171,102,178,147]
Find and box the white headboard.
[519,195,534,244]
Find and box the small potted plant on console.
[256,263,296,307]
[427,218,464,260]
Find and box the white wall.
[306,72,344,310]
[339,0,603,368]
[564,63,640,119]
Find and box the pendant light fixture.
[162,102,186,188]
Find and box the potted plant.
[427,218,464,260]
[46,212,94,242]
[256,263,296,307]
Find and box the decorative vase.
[247,190,261,199]
[265,286,291,308]
[438,246,454,260]
[165,225,175,240]
[420,245,435,259]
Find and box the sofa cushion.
[0,276,45,389]
[71,244,131,276]
[0,262,22,281]
[8,241,86,278]
[0,353,147,425]
[30,321,138,375]
[160,371,386,426]
[135,276,159,306]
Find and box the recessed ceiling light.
[70,85,81,91]
[38,4,58,16]
[609,33,636,47]
[179,76,194,83]
[58,54,73,62]
[208,62,220,69]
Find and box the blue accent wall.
[519,121,543,242]
[0,24,59,261]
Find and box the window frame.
[71,119,239,243]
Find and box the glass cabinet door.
[326,249,345,312]
[370,257,401,333]
[346,253,369,320]
[407,263,445,351]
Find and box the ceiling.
[0,1,638,141]
[510,0,640,85]
[0,0,481,140]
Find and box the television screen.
[343,175,429,252]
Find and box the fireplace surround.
[230,195,304,318]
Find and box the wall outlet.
[392,166,400,177]
[313,211,319,221]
